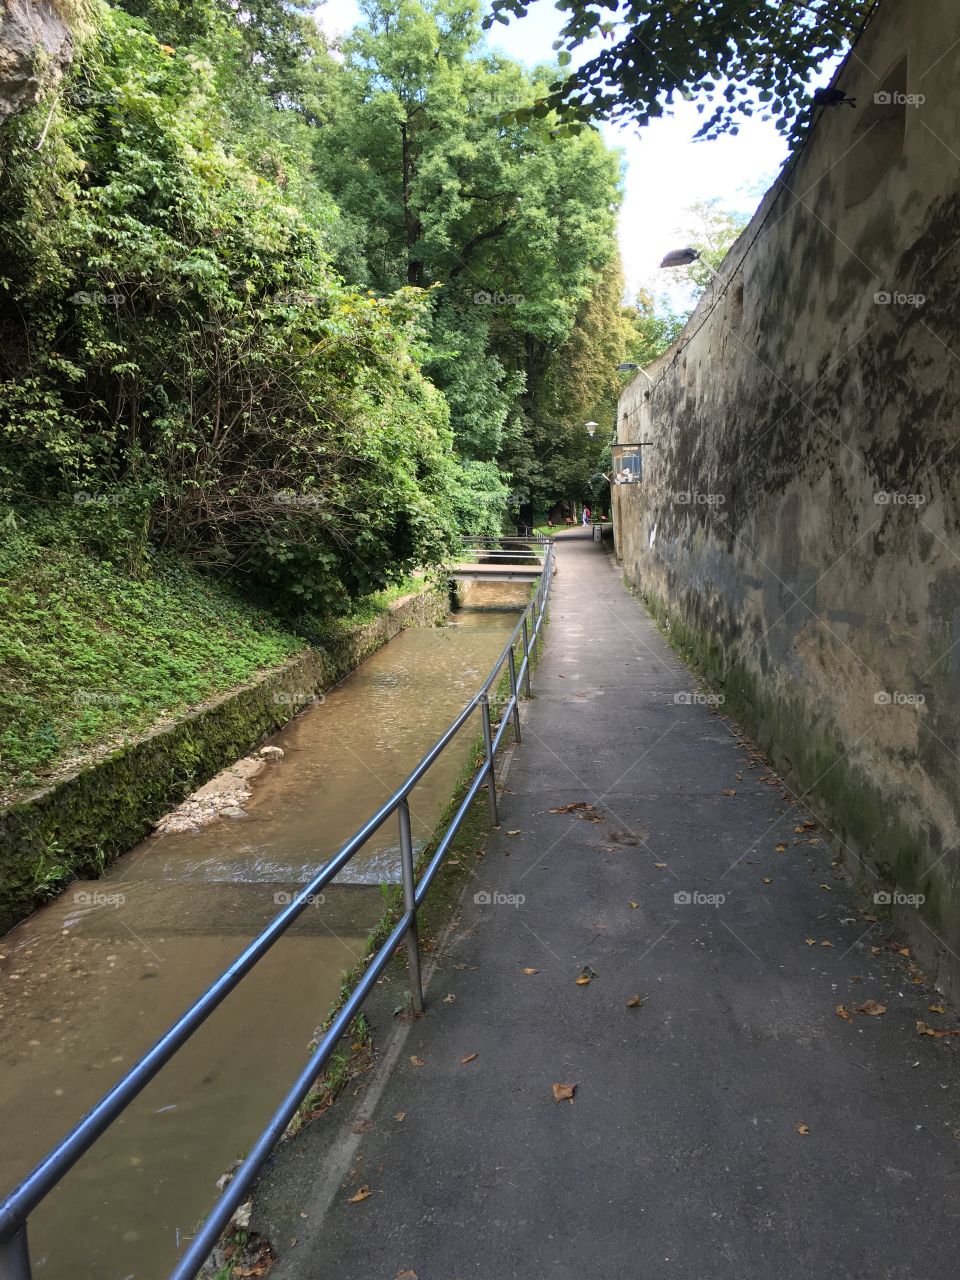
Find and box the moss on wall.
[0,585,448,934]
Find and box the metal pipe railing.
[0,540,555,1280]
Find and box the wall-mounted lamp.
[617,362,655,386]
[584,421,599,438]
[660,247,722,281]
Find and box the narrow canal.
[0,602,522,1279]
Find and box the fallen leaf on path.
[795,1123,809,1135]
[762,878,772,885]
[805,938,817,946]
[722,789,737,797]
[443,994,456,1003]
[396,1271,418,1279]
[775,844,787,852]
[394,1112,406,1122]
[917,1020,960,1038]
[821,941,834,948]
[410,1056,425,1067]
[654,863,667,869]
[628,900,639,909]
[835,1006,852,1021]
[626,995,643,1008]
[819,884,832,891]
[347,1186,373,1204]
[855,1000,887,1017]
[552,1083,576,1103]
[506,830,521,836]
[929,1004,946,1014]
[575,975,592,986]
[549,800,606,823]
[522,967,539,975]
[460,1053,478,1065]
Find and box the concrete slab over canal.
[251,531,960,1280]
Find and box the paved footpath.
[254,531,960,1280]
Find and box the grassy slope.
[0,516,310,795]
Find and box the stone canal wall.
[0,585,448,933]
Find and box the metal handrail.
[0,543,555,1280]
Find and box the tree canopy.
[484,0,873,140]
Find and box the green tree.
[314,0,623,526]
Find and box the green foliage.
[674,199,750,293]
[485,0,872,140]
[623,291,687,368]
[311,0,624,514]
[0,3,460,616]
[0,506,307,791]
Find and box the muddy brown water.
[0,604,522,1279]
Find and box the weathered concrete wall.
[0,585,448,933]
[615,0,960,994]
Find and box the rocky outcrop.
[0,0,74,123]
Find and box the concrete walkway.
[256,532,960,1280]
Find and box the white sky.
[315,0,791,302]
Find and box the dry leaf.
[443,994,456,1003]
[917,1019,960,1038]
[460,1053,478,1065]
[819,884,832,891]
[929,1004,946,1014]
[804,938,817,946]
[775,844,787,852]
[397,1271,418,1279]
[522,967,539,975]
[835,1005,852,1021]
[549,801,592,813]
[410,1056,425,1067]
[628,901,639,909]
[626,995,642,1008]
[506,830,521,836]
[347,1186,373,1204]
[575,975,591,986]
[394,1111,406,1122]
[722,789,737,797]
[762,877,772,885]
[795,1123,810,1135]
[854,1000,887,1017]
[552,1082,576,1103]
[820,941,834,948]
[654,863,667,868]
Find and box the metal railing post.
[507,646,522,743]
[397,800,423,1015]
[521,618,532,696]
[480,696,499,826]
[0,1223,32,1280]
